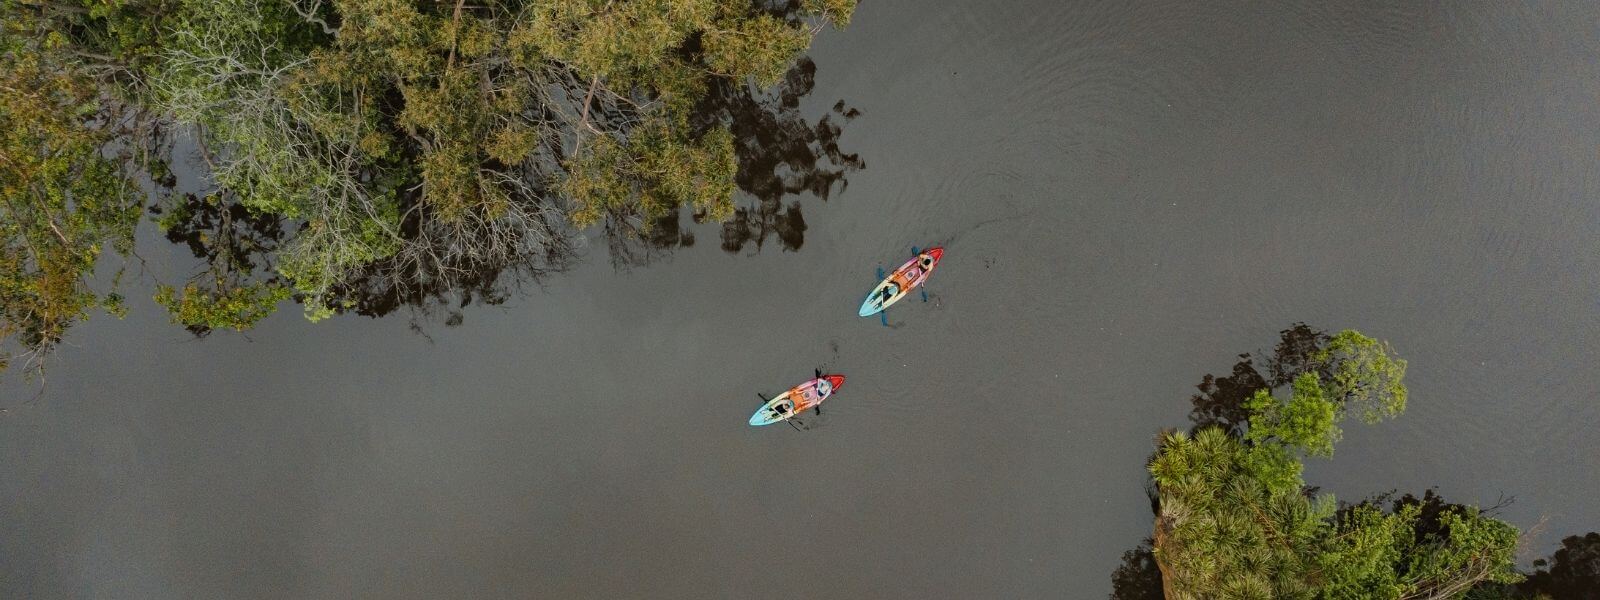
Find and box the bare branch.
[290,0,339,35]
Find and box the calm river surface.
[5,1,1600,597]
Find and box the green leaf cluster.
[1318,329,1409,423]
[1317,499,1522,599]
[1150,427,1335,599]
[154,281,291,332]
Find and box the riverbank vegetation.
[0,0,858,380]
[1112,325,1600,600]
[1151,329,1522,598]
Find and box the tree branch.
[290,0,339,35]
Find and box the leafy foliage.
[1247,373,1340,457]
[148,0,851,315]
[1319,493,1521,599]
[1238,373,1340,491]
[1148,328,1522,600]
[154,281,290,333]
[0,7,144,380]
[1317,329,1408,423]
[1150,427,1334,599]
[0,0,857,378]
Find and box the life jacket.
[786,387,807,411]
[891,267,915,293]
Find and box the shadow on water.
[154,195,285,271]
[1514,532,1600,599]
[705,75,863,255]
[148,192,291,335]
[637,56,864,260]
[607,1,864,262]
[1108,538,1164,600]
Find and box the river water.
[4,1,1599,597]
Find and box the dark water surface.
[5,1,1600,597]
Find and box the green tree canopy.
[0,0,857,378]
[1148,328,1521,600]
